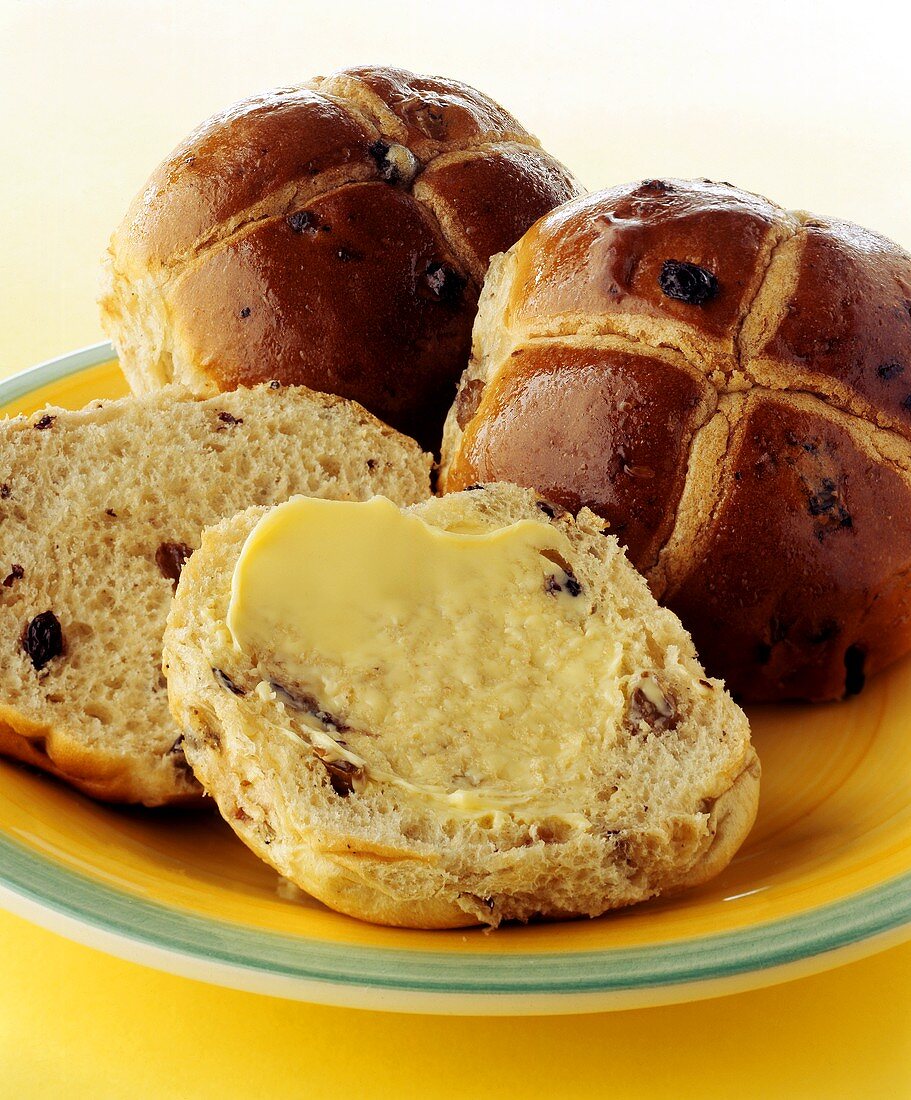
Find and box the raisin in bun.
[442,179,911,702]
[100,65,582,452]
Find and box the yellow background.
[1,1,910,1095]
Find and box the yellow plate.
[0,344,909,1014]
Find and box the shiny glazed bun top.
[100,65,582,450]
[443,178,911,701]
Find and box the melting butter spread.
[227,496,624,820]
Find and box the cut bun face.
[100,65,582,451]
[443,179,911,701]
[0,384,430,805]
[164,483,758,928]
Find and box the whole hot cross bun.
[442,179,911,701]
[100,66,582,451]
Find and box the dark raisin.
[268,379,282,389]
[463,483,485,491]
[783,424,818,451]
[216,411,243,428]
[454,378,484,428]
[239,306,251,319]
[105,508,117,517]
[319,757,359,797]
[213,668,245,695]
[22,611,64,670]
[366,139,407,185]
[34,414,55,430]
[166,736,194,778]
[287,210,317,234]
[807,478,852,537]
[808,478,836,515]
[536,499,567,519]
[366,458,377,470]
[844,645,867,696]
[544,564,581,596]
[640,179,673,194]
[3,564,24,588]
[0,484,10,498]
[698,678,713,689]
[425,262,467,303]
[628,677,679,732]
[878,361,904,381]
[658,260,719,306]
[539,547,581,589]
[156,541,193,589]
[269,682,347,731]
[367,138,391,167]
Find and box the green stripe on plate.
[0,832,909,993]
[0,341,117,402]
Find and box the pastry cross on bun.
[442,178,911,702]
[100,65,582,451]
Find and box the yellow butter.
[227,495,623,822]
[228,495,582,671]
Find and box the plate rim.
[1,342,909,1012]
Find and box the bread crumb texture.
[0,384,430,805]
[164,483,758,928]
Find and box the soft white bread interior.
[0,384,431,805]
[164,483,759,927]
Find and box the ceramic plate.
[0,343,909,1015]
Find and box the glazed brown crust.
[113,87,379,274]
[664,392,911,701]
[414,144,582,283]
[444,179,911,700]
[447,341,716,569]
[169,183,477,446]
[103,66,582,451]
[319,65,533,158]
[746,216,911,441]
[506,179,795,370]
